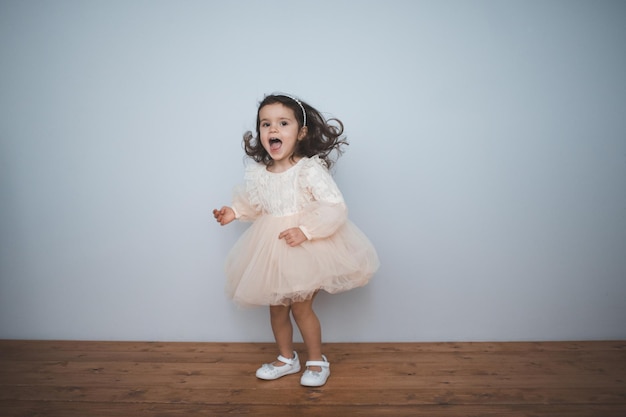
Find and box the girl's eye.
[280,121,288,126]
[261,122,270,127]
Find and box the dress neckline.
[265,157,307,175]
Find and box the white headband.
[281,95,307,127]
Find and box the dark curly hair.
[243,94,348,169]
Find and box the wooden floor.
[1,340,625,416]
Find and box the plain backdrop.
[1,0,625,343]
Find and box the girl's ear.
[298,126,308,141]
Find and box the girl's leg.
[291,294,323,371]
[269,304,295,365]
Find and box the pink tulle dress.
[224,155,379,307]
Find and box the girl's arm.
[214,164,263,226]
[230,183,262,222]
[280,202,347,247]
[296,158,349,240]
[298,201,348,240]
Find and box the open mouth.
[269,138,282,151]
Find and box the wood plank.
[1,340,624,358]
[1,340,625,417]
[1,346,624,383]
[2,343,624,364]
[2,401,626,417]
[2,384,626,405]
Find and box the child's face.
[258,103,306,172]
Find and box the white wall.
[1,0,625,343]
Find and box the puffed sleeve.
[231,163,263,222]
[298,156,348,240]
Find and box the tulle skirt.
[224,213,379,307]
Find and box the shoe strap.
[305,360,329,368]
[277,352,297,366]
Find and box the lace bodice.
[242,156,344,217]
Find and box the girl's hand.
[278,227,308,247]
[213,206,236,226]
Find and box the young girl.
[213,94,379,387]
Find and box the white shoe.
[255,351,301,380]
[300,355,330,387]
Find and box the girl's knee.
[290,300,314,321]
